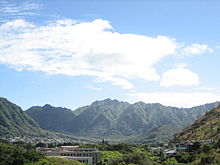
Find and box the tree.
[214,139,220,149]
[35,143,46,148]
[0,141,44,165]
[175,152,196,163]
[201,143,212,153]
[122,152,152,165]
[162,157,178,165]
[199,155,216,165]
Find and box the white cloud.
[129,92,220,108]
[195,87,215,91]
[0,19,178,89]
[0,0,42,22]
[0,19,35,31]
[86,86,103,91]
[0,19,213,90]
[182,44,212,56]
[94,74,134,89]
[160,67,200,87]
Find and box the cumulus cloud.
[129,92,220,108]
[160,67,200,87]
[182,44,212,56]
[0,19,178,89]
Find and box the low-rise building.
[163,149,176,157]
[55,156,93,164]
[37,146,101,164]
[175,141,201,152]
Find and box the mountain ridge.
[26,98,220,143]
[1,96,219,143]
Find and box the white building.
[37,146,101,164]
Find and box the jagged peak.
[42,104,53,108]
[91,98,121,106]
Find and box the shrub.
[199,155,216,165]
[201,144,212,153]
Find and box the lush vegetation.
[166,141,220,165]
[78,141,220,165]
[1,139,220,165]
[172,106,220,143]
[0,97,44,137]
[0,141,44,165]
[25,157,84,165]
[0,141,84,165]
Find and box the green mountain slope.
[171,105,220,143]
[26,99,219,143]
[26,104,77,133]
[118,102,220,143]
[73,99,131,137]
[0,97,44,137]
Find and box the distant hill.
[26,104,76,133]
[171,105,220,143]
[0,97,99,143]
[0,97,44,137]
[26,98,220,143]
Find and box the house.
[174,141,201,152]
[163,149,176,157]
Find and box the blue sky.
[1,0,220,110]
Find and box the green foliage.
[105,143,134,154]
[214,139,220,149]
[175,152,197,163]
[25,157,84,165]
[199,155,216,165]
[106,156,124,165]
[0,141,44,165]
[122,152,152,165]
[162,157,178,165]
[99,151,123,164]
[101,152,155,165]
[201,144,212,153]
[24,150,45,162]
[96,143,160,165]
[0,141,84,165]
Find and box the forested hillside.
[0,97,44,137]
[172,105,220,143]
[26,98,219,143]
